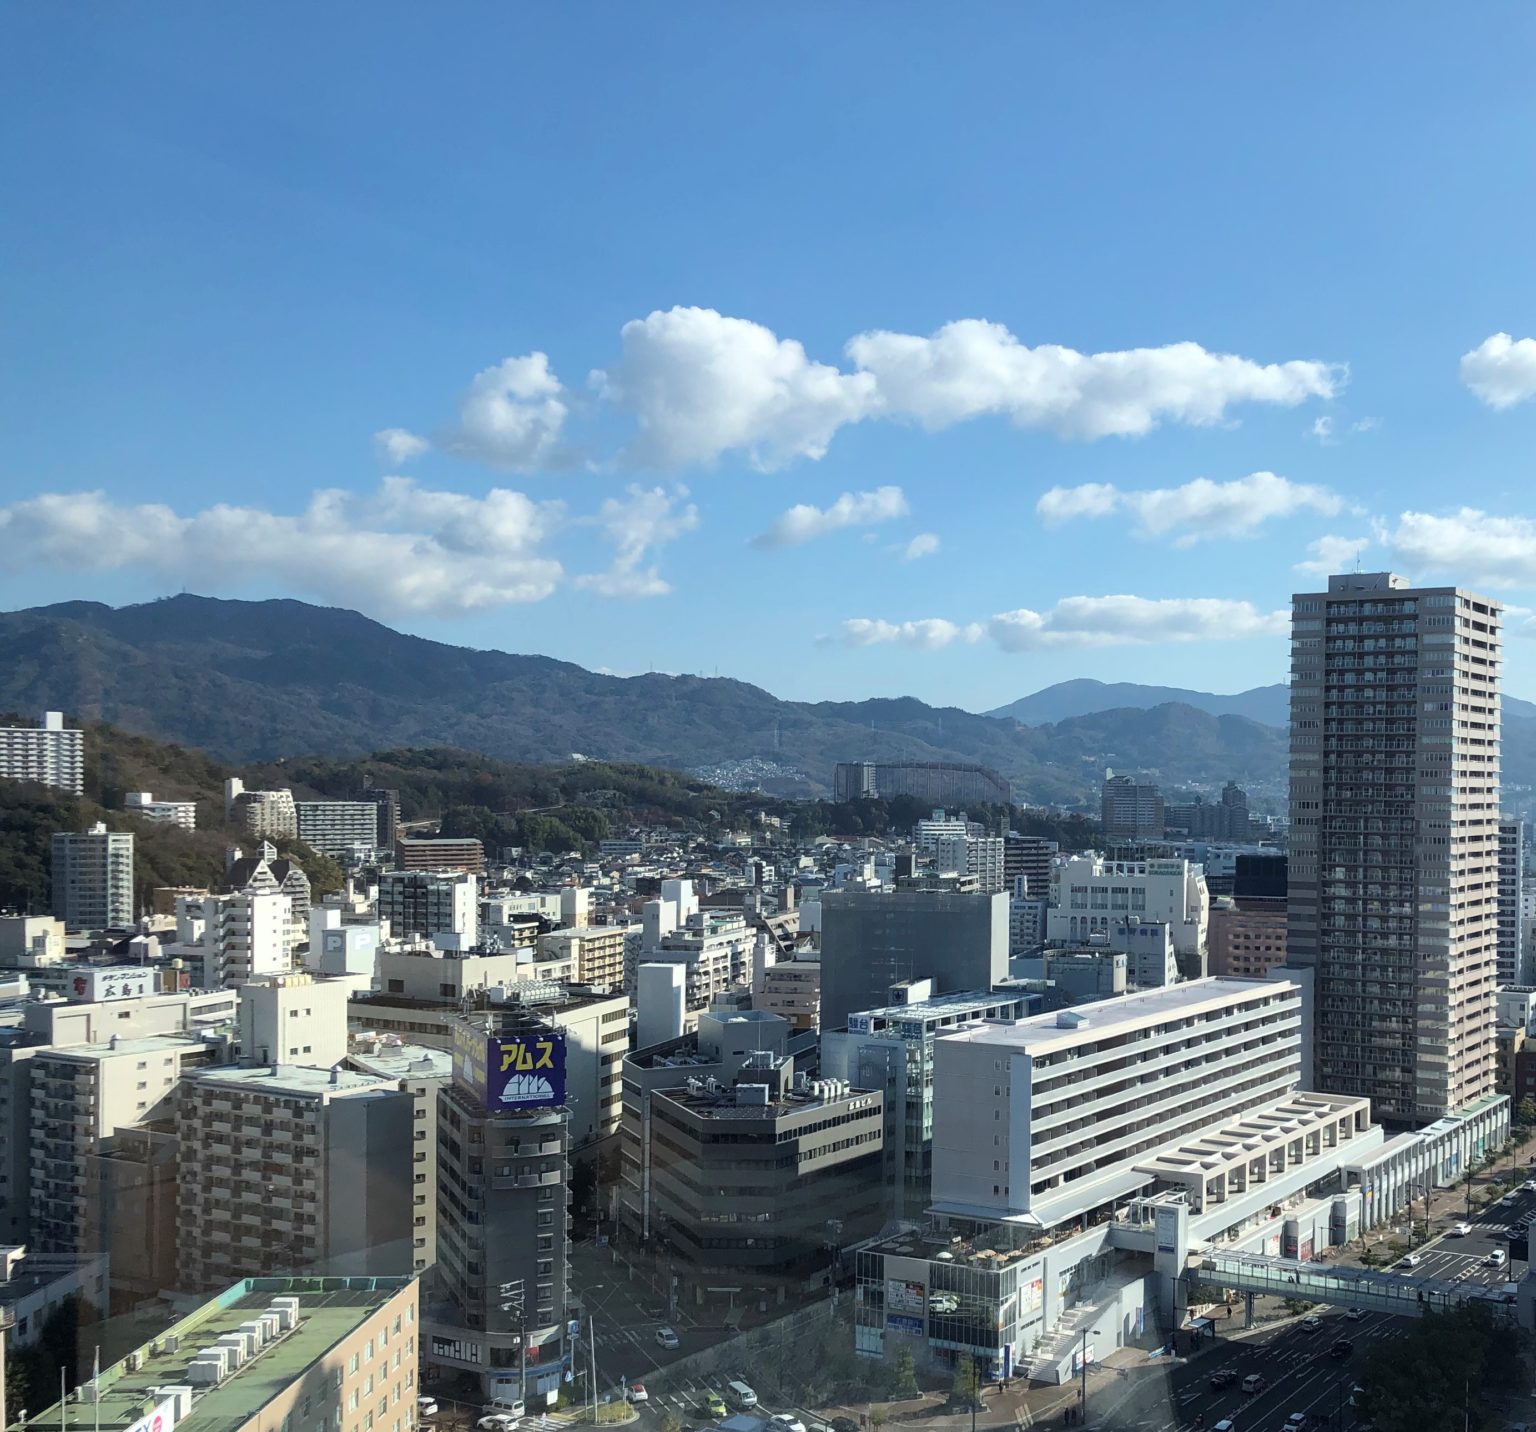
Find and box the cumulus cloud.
[449,353,569,470]
[0,481,565,616]
[575,484,699,598]
[1383,508,1536,588]
[751,486,909,549]
[1461,333,1536,409]
[581,307,1340,469]
[987,595,1288,650]
[1308,416,1336,444]
[374,428,429,464]
[901,532,940,561]
[594,307,878,471]
[835,617,983,650]
[1036,472,1343,546]
[1295,534,1371,577]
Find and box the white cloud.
[374,428,429,464]
[594,307,878,471]
[835,617,983,650]
[987,595,1288,650]
[847,319,1342,440]
[449,353,569,470]
[575,484,699,598]
[0,480,565,616]
[1384,508,1536,587]
[1461,333,1536,409]
[901,532,940,561]
[1036,472,1343,545]
[1295,534,1371,577]
[1352,416,1380,434]
[751,486,909,549]
[1308,416,1335,444]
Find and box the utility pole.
[1079,1328,1088,1422]
[589,1316,598,1419]
[499,1280,528,1409]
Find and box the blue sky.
[5,5,1536,707]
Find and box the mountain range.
[0,596,1303,806]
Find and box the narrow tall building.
[1289,571,1501,1124]
[51,822,134,932]
[1499,820,1526,986]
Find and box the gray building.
[377,869,478,945]
[1289,571,1501,1123]
[1500,820,1526,986]
[50,823,134,932]
[429,1010,571,1402]
[821,986,1032,1220]
[295,800,381,857]
[1101,774,1165,842]
[819,887,1009,1032]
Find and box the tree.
[660,1411,683,1432]
[891,1346,919,1400]
[1519,1097,1536,1129]
[868,1409,887,1432]
[950,1354,981,1411]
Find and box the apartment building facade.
[51,823,134,931]
[296,801,382,857]
[0,712,83,796]
[1289,572,1502,1123]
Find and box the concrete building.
[1289,571,1502,1123]
[238,972,350,1068]
[1209,897,1289,980]
[227,846,312,958]
[363,786,403,850]
[914,814,971,852]
[0,916,65,966]
[17,1274,420,1432]
[296,801,382,858]
[819,887,1009,1033]
[124,790,197,830]
[1164,782,1252,842]
[202,890,292,987]
[628,903,757,1014]
[378,871,478,946]
[176,1064,416,1291]
[1004,835,1058,899]
[643,1060,884,1296]
[935,834,1006,895]
[756,954,820,1031]
[397,837,485,874]
[822,986,1033,1220]
[50,822,134,932]
[226,779,300,839]
[346,1038,453,1278]
[1046,855,1209,980]
[0,1245,108,1349]
[0,712,83,796]
[1501,819,1527,986]
[429,1011,571,1401]
[1101,774,1164,842]
[536,925,626,988]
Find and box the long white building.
[0,712,83,796]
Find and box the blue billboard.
[453,1022,567,1110]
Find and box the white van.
[1487,1248,1508,1268]
[726,1382,758,1410]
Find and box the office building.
[934,834,1006,895]
[378,871,478,946]
[1101,774,1165,841]
[1004,835,1058,899]
[1501,820,1527,986]
[0,711,83,796]
[833,760,1010,806]
[0,1246,108,1350]
[1289,571,1501,1123]
[429,1011,571,1401]
[819,887,1008,1032]
[50,822,134,932]
[642,1059,883,1296]
[1046,854,1209,979]
[177,1064,416,1291]
[397,837,485,874]
[1208,897,1289,980]
[17,1275,420,1432]
[125,790,197,830]
[238,972,350,1068]
[822,986,1032,1219]
[296,801,381,858]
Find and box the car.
[1487,1249,1508,1267]
[1345,1307,1364,1321]
[701,1395,727,1420]
[1300,1314,1322,1331]
[1525,1181,1536,1192]
[416,1400,439,1420]
[1242,1374,1267,1394]
[1212,1422,1237,1432]
[1451,1222,1472,1236]
[656,1326,681,1350]
[1330,1338,1354,1359]
[928,1293,960,1314]
[627,1384,648,1404]
[1209,1368,1239,1390]
[768,1418,807,1432]
[1399,1252,1421,1268]
[485,1402,525,1422]
[477,1418,517,1432]
[1501,1192,1518,1205]
[1285,1415,1312,1432]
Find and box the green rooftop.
[12,1277,416,1432]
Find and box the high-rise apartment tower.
[1288,571,1501,1124]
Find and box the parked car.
[1242,1374,1267,1394]
[1300,1314,1322,1331]
[656,1326,681,1350]
[1212,1422,1237,1432]
[1285,1415,1311,1432]
[626,1384,648,1404]
[484,1402,524,1422]
[416,1400,439,1420]
[1330,1338,1354,1359]
[768,1417,806,1432]
[1345,1307,1364,1321]
[700,1395,727,1420]
[1209,1368,1238,1390]
[477,1418,517,1432]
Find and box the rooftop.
[34,1035,209,1064]
[8,1277,415,1432]
[346,1042,454,1081]
[845,988,1030,1029]
[186,1065,399,1098]
[654,1077,880,1121]
[935,976,1297,1056]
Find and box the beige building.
[1208,897,1288,980]
[756,955,821,1031]
[1289,572,1501,1123]
[9,1275,421,1432]
[537,924,627,987]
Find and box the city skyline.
[5,9,1536,708]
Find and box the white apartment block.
[239,972,350,1067]
[755,955,820,1031]
[1047,854,1209,979]
[195,889,291,987]
[627,907,756,1011]
[124,791,197,830]
[914,814,971,853]
[1289,572,1501,1122]
[50,823,134,932]
[296,801,380,857]
[931,977,1305,1228]
[537,925,628,988]
[936,833,1006,894]
[0,712,83,796]
[0,915,65,966]
[225,778,299,838]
